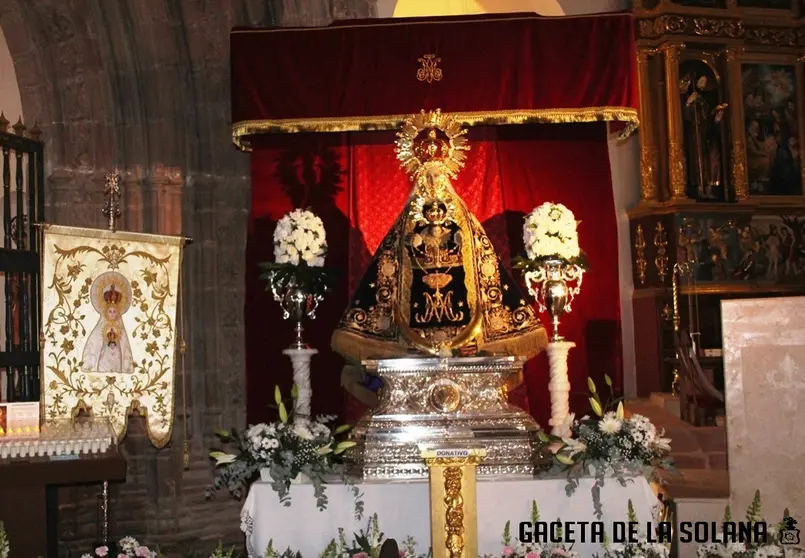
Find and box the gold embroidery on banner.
[417,54,443,83]
[231,107,640,151]
[444,466,464,558]
[634,225,647,285]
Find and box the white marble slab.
[721,296,805,523]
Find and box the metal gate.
[0,117,44,402]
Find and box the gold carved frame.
[727,51,805,205]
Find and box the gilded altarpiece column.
[663,43,688,200]
[725,47,749,201]
[637,47,659,203]
[422,449,485,558]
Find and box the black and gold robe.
[331,186,547,362]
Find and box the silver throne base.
[344,356,543,480]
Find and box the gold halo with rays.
[395,109,470,178]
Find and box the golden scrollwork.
[732,140,749,200]
[443,466,464,558]
[654,222,669,284]
[668,140,687,199]
[634,224,647,285]
[417,54,443,83]
[639,144,659,201]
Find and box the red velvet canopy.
[231,13,638,148]
[232,13,638,426]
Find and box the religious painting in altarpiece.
[40,225,185,448]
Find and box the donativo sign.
[420,448,486,459]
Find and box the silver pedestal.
[344,356,544,480]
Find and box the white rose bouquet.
[539,376,673,519]
[517,202,586,270]
[207,385,357,511]
[259,208,336,298]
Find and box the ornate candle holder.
[267,271,324,351]
[524,258,584,342]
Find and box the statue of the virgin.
[332,110,547,371]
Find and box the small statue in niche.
[680,72,728,200]
[766,224,782,280]
[734,226,757,280]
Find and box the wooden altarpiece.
[630,0,805,414]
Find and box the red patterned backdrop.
[245,123,621,426]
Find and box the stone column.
[662,43,688,200]
[636,47,659,203]
[725,47,749,201]
[421,449,485,558]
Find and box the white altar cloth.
[241,477,660,558]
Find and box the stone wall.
[0,0,374,555]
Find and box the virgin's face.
[105,307,118,321]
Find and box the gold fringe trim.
[331,323,548,364]
[481,327,548,362]
[232,107,639,151]
[331,329,414,363]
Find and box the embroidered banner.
[41,225,185,448]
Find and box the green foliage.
[502,521,512,546]
[723,504,732,524]
[746,489,762,523]
[627,500,638,523]
[531,501,540,524]
[208,541,237,558]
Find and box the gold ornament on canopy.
[40,225,186,447]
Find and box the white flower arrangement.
[273,208,327,267]
[0,522,8,558]
[697,492,805,558]
[596,501,670,558]
[208,385,359,512]
[522,203,582,264]
[81,536,157,558]
[540,377,673,519]
[260,209,336,299]
[320,514,431,558]
[483,502,579,558]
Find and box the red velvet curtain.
[245,124,621,427]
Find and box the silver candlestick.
[268,272,323,350]
[524,258,584,342]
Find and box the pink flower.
[355,553,369,558]
[118,554,128,558]
[526,553,540,558]
[399,551,407,558]
[135,547,151,557]
[503,546,515,556]
[552,549,569,557]
[95,546,109,557]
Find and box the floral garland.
[207,385,362,513]
[519,203,585,267]
[259,209,336,298]
[483,501,579,558]
[697,491,805,558]
[320,514,431,558]
[539,376,673,519]
[595,500,669,558]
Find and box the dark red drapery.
[231,13,638,149]
[245,124,621,426]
